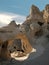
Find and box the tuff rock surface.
[0,4,49,64]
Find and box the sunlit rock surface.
[0,4,49,65]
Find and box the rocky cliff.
[22,4,49,43]
[0,4,49,61]
[43,4,49,23]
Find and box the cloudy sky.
[0,0,49,27]
[0,12,26,27]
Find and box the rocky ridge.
[0,4,49,64]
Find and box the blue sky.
[0,0,49,16]
[0,0,49,27]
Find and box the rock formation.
[0,4,49,61]
[0,20,20,41]
[8,20,17,27]
[0,39,3,57]
[25,5,44,24]
[0,40,11,60]
[8,33,32,57]
[22,4,49,45]
[43,4,49,23]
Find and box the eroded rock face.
[0,40,3,57]
[43,4,49,23]
[16,33,32,54]
[26,5,43,23]
[8,39,23,53]
[30,22,40,32]
[45,4,49,13]
[0,4,49,60]
[0,40,11,60]
[9,20,17,26]
[30,22,41,36]
[22,5,44,37]
[8,33,32,57]
[30,5,40,16]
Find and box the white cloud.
[0,12,26,27]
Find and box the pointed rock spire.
[30,5,40,15]
[43,4,49,23]
[9,20,17,26]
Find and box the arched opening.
[13,39,24,52]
